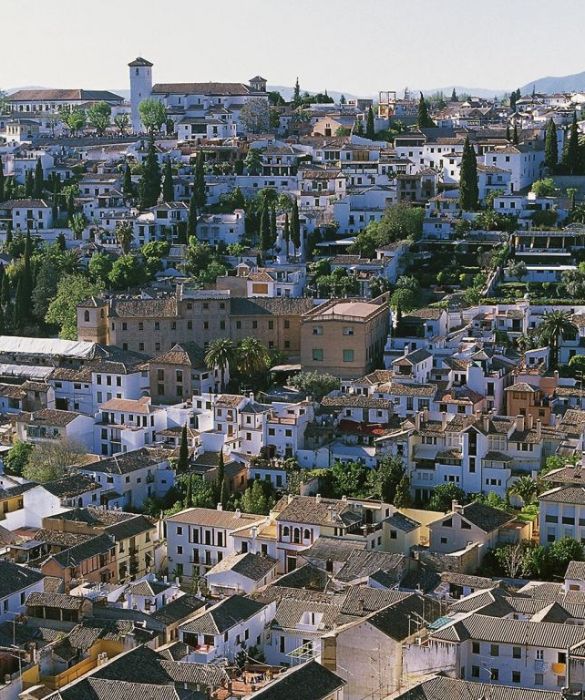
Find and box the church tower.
[129,57,153,133]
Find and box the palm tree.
[204,338,235,391]
[115,220,133,254]
[236,337,271,377]
[537,311,577,369]
[508,475,538,506]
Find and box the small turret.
[249,75,267,93]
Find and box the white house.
[205,551,278,595]
[165,506,265,580]
[78,446,175,509]
[0,560,45,622]
[178,594,275,663]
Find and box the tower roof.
[129,57,153,67]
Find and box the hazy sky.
[3,0,585,95]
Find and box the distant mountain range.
[519,70,585,95]
[8,70,585,106]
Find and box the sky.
[3,0,585,96]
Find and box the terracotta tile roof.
[152,82,251,96]
[167,506,264,530]
[99,396,152,414]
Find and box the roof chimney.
[483,414,490,433]
[441,412,448,430]
[287,494,294,504]
[216,503,223,511]
[526,413,534,430]
[452,500,463,513]
[234,508,241,518]
[316,493,322,504]
[515,414,525,432]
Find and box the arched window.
[293,528,301,544]
[84,310,90,322]
[304,529,311,541]
[282,526,290,537]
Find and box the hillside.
[520,70,585,95]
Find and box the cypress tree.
[177,424,189,472]
[283,212,290,250]
[260,197,271,252]
[459,136,479,212]
[506,124,511,141]
[162,158,174,203]
[33,158,44,199]
[293,77,301,106]
[0,158,4,202]
[353,119,364,136]
[290,199,301,251]
[4,222,12,249]
[451,88,458,102]
[1,273,9,307]
[194,152,206,208]
[122,164,133,198]
[544,119,558,171]
[564,112,580,176]
[22,231,33,317]
[4,177,13,201]
[215,451,225,505]
[417,92,435,128]
[56,233,66,251]
[139,136,161,209]
[187,193,198,239]
[13,277,26,330]
[513,123,519,145]
[51,177,59,222]
[67,191,76,219]
[25,170,34,198]
[366,106,375,139]
[270,206,277,249]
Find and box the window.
[472,642,480,654]
[490,644,499,657]
[471,666,479,678]
[390,530,397,539]
[343,327,354,335]
[512,671,521,684]
[512,646,521,659]
[343,349,354,362]
[312,325,323,335]
[535,674,543,686]
[536,650,544,660]
[490,669,498,681]
[312,348,324,361]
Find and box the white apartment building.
[165,506,265,580]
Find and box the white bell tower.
[128,57,153,133]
